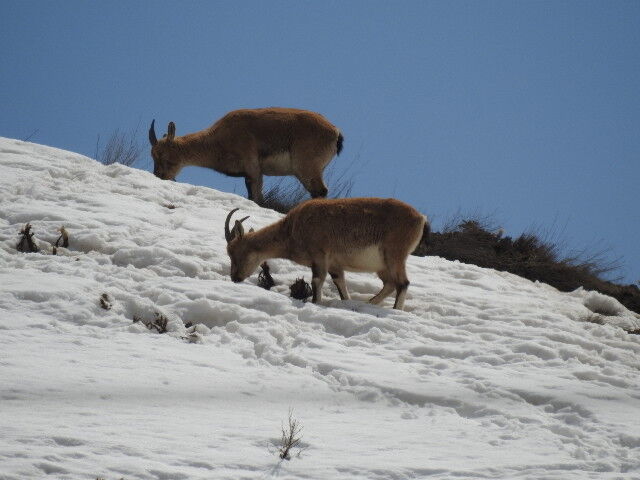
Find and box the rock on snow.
[0,137,639,479]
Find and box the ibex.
[149,108,343,204]
[225,198,429,310]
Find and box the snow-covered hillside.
[1,137,639,480]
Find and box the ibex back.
[225,198,429,310]
[149,108,343,204]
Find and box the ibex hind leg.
[293,148,333,198]
[391,261,410,310]
[393,280,410,310]
[330,270,350,300]
[369,271,395,305]
[297,173,328,198]
[382,243,413,310]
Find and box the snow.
[1,136,640,479]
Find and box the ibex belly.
[334,245,385,273]
[261,152,292,175]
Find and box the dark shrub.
[414,218,640,315]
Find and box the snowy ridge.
[1,137,639,479]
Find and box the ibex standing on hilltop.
[225,198,429,310]
[149,108,343,204]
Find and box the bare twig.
[278,409,304,460]
[96,125,142,167]
[22,129,40,142]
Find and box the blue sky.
[2,1,639,283]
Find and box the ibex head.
[149,120,181,181]
[225,208,261,283]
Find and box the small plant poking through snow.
[57,226,69,248]
[16,223,39,253]
[181,324,202,343]
[278,409,304,460]
[133,312,169,333]
[290,278,312,301]
[56,225,69,248]
[152,312,169,333]
[52,226,69,255]
[99,293,112,311]
[258,262,275,290]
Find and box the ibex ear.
[233,219,245,238]
[249,227,255,233]
[166,122,176,141]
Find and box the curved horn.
[148,119,158,146]
[225,208,240,243]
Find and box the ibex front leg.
[311,260,328,304]
[244,173,264,204]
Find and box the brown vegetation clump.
[413,219,640,315]
[99,293,112,311]
[16,223,39,253]
[257,262,275,290]
[289,278,312,301]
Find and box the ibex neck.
[249,221,288,261]
[174,133,219,168]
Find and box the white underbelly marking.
[261,152,292,175]
[337,245,385,272]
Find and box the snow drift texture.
[1,137,639,480]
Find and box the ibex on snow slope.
[149,108,343,204]
[225,198,429,310]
